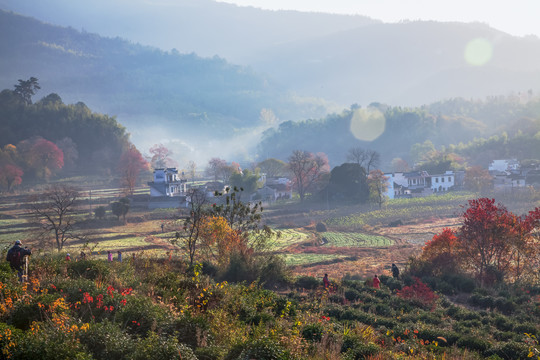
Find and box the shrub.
[116,295,170,336]
[342,342,380,359]
[67,259,110,280]
[171,314,211,348]
[384,277,402,292]
[456,335,491,353]
[494,297,516,314]
[493,316,514,332]
[235,338,289,360]
[12,326,93,360]
[315,222,327,232]
[301,323,324,342]
[374,303,392,317]
[295,275,320,290]
[484,341,529,360]
[396,277,438,310]
[78,321,133,359]
[195,346,225,360]
[513,322,538,336]
[131,331,197,360]
[344,288,361,302]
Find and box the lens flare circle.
[350,108,385,141]
[464,38,493,66]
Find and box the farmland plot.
[321,232,394,247]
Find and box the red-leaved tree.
[118,145,149,195]
[0,164,23,191]
[421,228,460,275]
[18,137,64,180]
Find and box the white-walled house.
[384,170,455,198]
[489,159,520,172]
[430,171,455,193]
[148,168,187,197]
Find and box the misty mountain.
[0,10,338,164]
[3,0,540,107]
[0,0,378,63]
[249,21,540,105]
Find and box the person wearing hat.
[65,253,71,261]
[6,240,32,282]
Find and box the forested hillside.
[258,97,540,168]
[0,86,132,181]
[0,10,331,134]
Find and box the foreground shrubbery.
[0,253,538,359]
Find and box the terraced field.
[321,231,394,247]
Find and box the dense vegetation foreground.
[0,248,538,360]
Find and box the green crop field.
[321,232,394,247]
[268,229,310,250]
[283,253,346,266]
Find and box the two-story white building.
[148,168,187,197]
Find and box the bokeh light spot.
[464,38,493,66]
[350,108,385,141]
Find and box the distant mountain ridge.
[2,0,540,106]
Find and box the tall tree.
[229,169,260,195]
[0,164,23,191]
[326,163,368,203]
[18,137,64,180]
[29,185,79,251]
[205,158,227,181]
[13,77,40,104]
[464,166,493,193]
[175,188,209,267]
[186,160,197,181]
[111,197,130,223]
[457,198,515,285]
[118,145,148,195]
[257,158,287,178]
[346,147,380,172]
[367,169,389,209]
[288,150,330,202]
[148,143,176,169]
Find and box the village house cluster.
[147,167,292,209]
[385,159,540,199]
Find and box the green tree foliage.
[111,197,130,223]
[229,169,261,195]
[325,163,368,203]
[257,158,287,178]
[13,77,40,104]
[368,170,389,209]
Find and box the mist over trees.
[258,99,540,169]
[0,79,143,189]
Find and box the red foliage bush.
[397,277,438,310]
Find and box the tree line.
[0,78,149,191]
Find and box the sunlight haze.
[218,0,540,38]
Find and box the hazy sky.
[218,0,540,38]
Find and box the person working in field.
[372,274,380,289]
[392,263,400,279]
[6,240,32,282]
[323,273,330,289]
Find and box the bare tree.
[347,147,368,165]
[174,188,209,267]
[29,185,80,251]
[205,158,227,181]
[347,147,380,172]
[365,150,381,173]
[288,150,330,202]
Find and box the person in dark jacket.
[6,240,32,282]
[391,263,400,279]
